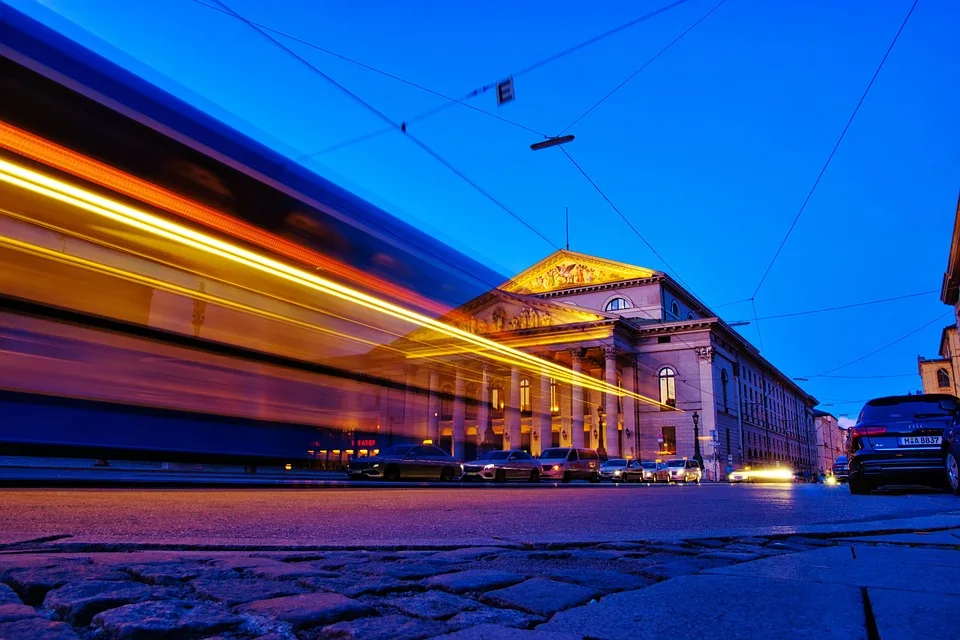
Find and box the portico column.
[534,366,551,457]
[604,347,620,457]
[403,365,422,440]
[571,352,585,448]
[428,370,440,444]
[622,364,637,459]
[452,369,466,459]
[559,381,571,447]
[506,367,521,450]
[477,366,490,450]
[696,346,718,481]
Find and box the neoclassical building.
[369,250,820,480]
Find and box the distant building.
[918,325,959,395]
[812,409,846,475]
[371,250,820,480]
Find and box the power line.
[751,0,920,298]
[298,0,692,157]
[559,146,693,292]
[729,289,939,323]
[818,373,918,379]
[210,0,559,250]
[188,0,550,150]
[806,309,952,378]
[750,298,765,354]
[558,0,728,134]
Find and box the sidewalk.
[1,521,958,639]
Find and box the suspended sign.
[496,77,515,105]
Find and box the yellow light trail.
[0,158,672,408]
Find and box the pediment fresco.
[500,250,657,294]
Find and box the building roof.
[499,250,660,295]
[812,409,836,419]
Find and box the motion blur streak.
[0,157,667,407]
[0,120,451,318]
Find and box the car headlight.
[372,463,379,468]
[483,464,495,469]
[613,470,622,476]
[552,465,560,471]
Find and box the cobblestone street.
[3,517,960,639]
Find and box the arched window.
[491,384,504,414]
[658,367,676,408]
[605,297,631,312]
[938,368,951,389]
[670,301,680,318]
[686,312,694,320]
[720,369,729,413]
[520,378,531,413]
[440,384,453,421]
[550,379,559,413]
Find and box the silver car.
[599,458,641,481]
[462,449,542,483]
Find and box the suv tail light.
[851,425,887,440]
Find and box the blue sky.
[14,0,960,417]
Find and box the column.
[428,369,440,444]
[604,347,620,457]
[505,367,521,450]
[452,369,466,459]
[477,366,490,449]
[571,352,585,448]
[622,363,637,459]
[534,367,551,457]
[559,381,571,447]
[402,365,421,440]
[586,388,599,449]
[696,346,718,481]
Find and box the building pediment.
[499,250,658,294]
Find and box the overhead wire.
[557,0,728,134]
[293,0,692,156]
[728,289,939,323]
[751,0,920,298]
[210,0,559,250]
[805,309,952,378]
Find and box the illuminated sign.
[352,439,376,447]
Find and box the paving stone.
[430,623,581,640]
[241,592,375,630]
[737,537,769,545]
[522,551,572,561]
[848,545,960,568]
[538,575,864,640]
[343,577,419,597]
[385,590,480,619]
[0,582,20,605]
[723,543,785,556]
[686,539,726,549]
[482,578,603,616]
[765,542,817,553]
[191,578,306,606]
[430,548,508,563]
[0,602,37,623]
[595,542,647,551]
[446,606,544,630]
[125,562,208,585]
[565,549,626,562]
[425,570,524,594]
[869,588,960,640]
[245,563,340,581]
[359,562,453,580]
[639,559,724,581]
[208,556,284,571]
[0,617,80,639]
[4,566,128,605]
[43,580,160,624]
[640,543,699,556]
[539,568,654,593]
[838,531,960,546]
[696,551,760,562]
[318,614,449,640]
[785,536,834,547]
[92,600,242,639]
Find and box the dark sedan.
[347,444,462,481]
[831,455,849,483]
[943,412,960,496]
[847,394,957,494]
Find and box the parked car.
[832,455,849,483]
[599,458,640,481]
[622,461,659,482]
[346,444,462,481]
[461,449,541,483]
[944,416,960,496]
[663,459,702,483]
[653,462,672,483]
[727,466,794,483]
[847,394,957,494]
[538,447,601,483]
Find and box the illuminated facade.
[812,409,846,475]
[374,251,820,480]
[918,325,960,396]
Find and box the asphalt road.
[2,483,958,548]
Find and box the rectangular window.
[661,426,677,455]
[658,336,671,344]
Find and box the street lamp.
[530,135,575,151]
[596,406,607,459]
[692,411,704,468]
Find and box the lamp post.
[596,406,607,459]
[692,411,704,468]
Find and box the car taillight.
[851,425,887,440]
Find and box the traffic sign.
[497,77,515,105]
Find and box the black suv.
[847,394,958,494]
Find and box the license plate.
[898,436,942,446]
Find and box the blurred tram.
[0,5,505,466]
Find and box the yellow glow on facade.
[0,157,671,409]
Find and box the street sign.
[727,454,733,462]
[497,77,515,105]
